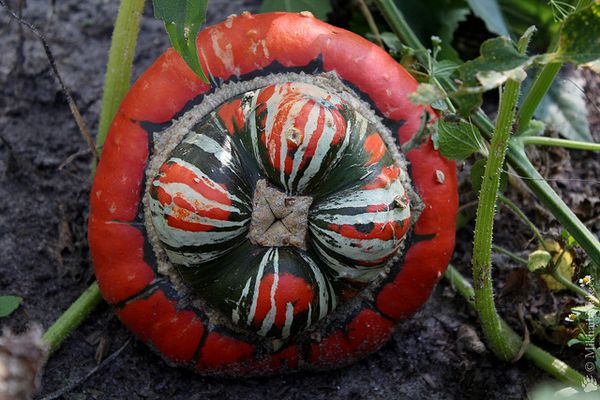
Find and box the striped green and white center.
[147,80,414,340]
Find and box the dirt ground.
[1,1,598,399]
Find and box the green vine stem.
[517,63,561,132]
[42,282,102,354]
[97,0,146,154]
[492,244,529,265]
[444,265,584,386]
[550,271,600,307]
[371,0,600,266]
[517,136,600,151]
[470,30,530,360]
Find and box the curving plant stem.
[470,31,530,360]
[42,282,102,354]
[444,265,584,386]
[518,136,600,151]
[372,0,600,266]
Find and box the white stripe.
[167,157,245,204]
[150,200,247,247]
[275,97,307,191]
[312,207,410,226]
[153,181,242,215]
[232,277,253,325]
[247,249,272,326]
[309,223,402,262]
[249,90,264,172]
[152,197,250,228]
[281,302,295,339]
[258,249,279,336]
[300,252,336,320]
[182,133,239,175]
[296,109,341,192]
[288,103,320,190]
[313,241,385,282]
[312,179,406,211]
[164,248,227,265]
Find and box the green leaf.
[533,74,592,142]
[433,59,459,80]
[498,0,558,50]
[567,338,583,347]
[0,295,22,318]
[153,0,209,82]
[551,2,600,65]
[260,0,332,20]
[527,249,552,273]
[436,117,485,160]
[453,91,483,117]
[393,0,470,64]
[409,83,447,106]
[561,229,579,248]
[465,0,510,37]
[459,37,532,89]
[380,31,403,52]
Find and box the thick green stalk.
[97,0,145,153]
[42,282,102,354]
[472,72,523,360]
[371,0,600,266]
[517,63,561,132]
[518,136,600,151]
[444,265,584,386]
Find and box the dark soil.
[0,1,598,399]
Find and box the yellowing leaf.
[540,239,575,291]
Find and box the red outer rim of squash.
[89,11,458,376]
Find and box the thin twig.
[457,199,479,213]
[58,148,92,171]
[38,337,132,400]
[0,0,99,163]
[356,0,384,48]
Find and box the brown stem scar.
[248,180,313,250]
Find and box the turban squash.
[88,11,458,376]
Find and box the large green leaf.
[551,2,600,65]
[393,0,470,63]
[459,36,531,89]
[534,74,592,142]
[465,0,510,37]
[0,295,22,318]
[498,0,557,49]
[260,0,332,20]
[153,0,209,82]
